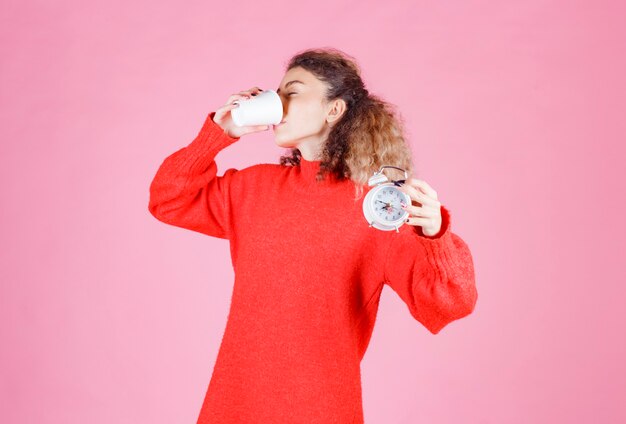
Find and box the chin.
[273,134,297,149]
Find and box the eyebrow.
[276,80,305,93]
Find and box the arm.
[148,111,241,240]
[383,205,478,334]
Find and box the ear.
[326,98,347,125]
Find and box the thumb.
[240,125,269,136]
[234,125,269,137]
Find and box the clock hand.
[375,200,404,213]
[376,200,394,210]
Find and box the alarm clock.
[362,165,412,232]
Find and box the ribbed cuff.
[413,204,456,270]
[180,111,241,174]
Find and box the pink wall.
[1,1,624,422]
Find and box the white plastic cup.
[231,89,283,127]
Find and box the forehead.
[277,68,329,97]
[278,67,317,88]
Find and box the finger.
[229,94,252,103]
[405,216,430,226]
[228,87,263,104]
[236,88,263,100]
[227,93,252,104]
[240,124,270,134]
[401,202,439,218]
[220,102,239,110]
[214,102,239,120]
[402,204,424,216]
[398,184,437,207]
[408,178,438,199]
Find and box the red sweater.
[148,111,478,423]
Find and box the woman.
[149,48,478,424]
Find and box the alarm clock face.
[373,185,410,223]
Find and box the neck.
[295,140,325,161]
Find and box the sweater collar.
[294,157,356,193]
[298,157,347,189]
[299,157,323,181]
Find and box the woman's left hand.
[398,178,442,237]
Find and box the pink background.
[1,1,624,423]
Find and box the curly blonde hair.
[278,47,416,200]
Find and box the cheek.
[289,118,324,137]
[284,100,326,133]
[298,103,326,129]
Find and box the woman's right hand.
[213,86,269,138]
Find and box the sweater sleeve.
[383,204,478,334]
[148,111,241,240]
